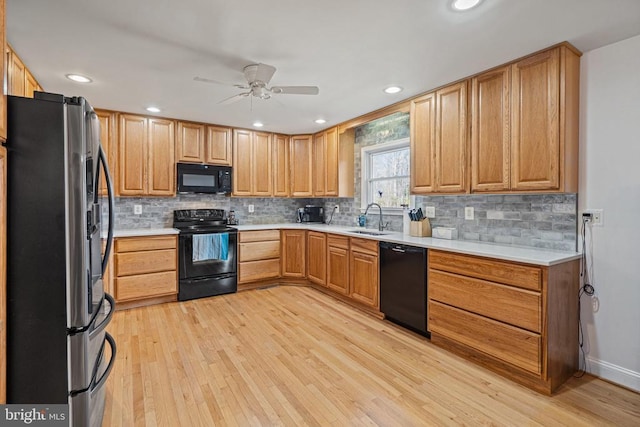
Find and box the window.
[361,138,412,213]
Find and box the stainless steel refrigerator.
[6,92,116,427]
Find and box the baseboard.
[586,356,640,393]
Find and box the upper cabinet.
[471,45,580,193]
[312,127,339,197]
[0,0,6,142]
[232,129,272,197]
[6,45,43,99]
[176,121,232,166]
[118,114,175,196]
[290,134,313,197]
[273,134,290,197]
[411,81,467,194]
[95,110,117,196]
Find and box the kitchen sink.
[348,229,388,236]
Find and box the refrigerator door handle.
[98,144,115,275]
[92,332,116,393]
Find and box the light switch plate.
[464,206,474,220]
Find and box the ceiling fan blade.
[194,76,232,86]
[244,63,276,84]
[218,92,250,105]
[271,86,319,95]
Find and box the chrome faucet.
[364,203,386,231]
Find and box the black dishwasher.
[379,242,429,337]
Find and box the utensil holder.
[410,218,432,237]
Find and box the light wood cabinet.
[0,0,5,142]
[471,45,580,193]
[114,236,178,303]
[273,134,290,197]
[232,129,272,196]
[349,237,379,309]
[281,230,306,278]
[118,114,175,196]
[176,123,232,166]
[428,249,579,394]
[307,231,326,286]
[435,81,467,193]
[24,70,38,98]
[312,127,339,197]
[238,231,280,284]
[7,44,42,99]
[0,145,6,403]
[290,135,313,197]
[410,93,435,193]
[95,110,117,196]
[326,235,349,295]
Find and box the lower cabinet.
[349,238,379,309]
[427,249,579,394]
[238,230,281,283]
[281,230,306,278]
[307,231,326,286]
[326,235,349,295]
[113,235,178,304]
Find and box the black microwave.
[177,163,232,194]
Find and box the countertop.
[109,223,580,266]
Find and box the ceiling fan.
[194,63,319,105]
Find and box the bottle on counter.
[402,204,410,235]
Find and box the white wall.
[579,34,640,391]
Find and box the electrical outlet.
[334,204,340,213]
[592,296,600,312]
[424,206,436,218]
[585,209,604,226]
[134,205,142,215]
[464,206,474,220]
[248,204,255,213]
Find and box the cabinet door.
[327,245,349,295]
[205,125,232,166]
[307,232,326,286]
[471,67,511,192]
[511,48,560,191]
[273,134,290,197]
[118,114,147,196]
[0,146,6,403]
[0,1,6,141]
[350,250,379,308]
[325,127,339,196]
[95,110,116,196]
[281,230,306,278]
[24,70,38,98]
[176,122,205,163]
[147,118,175,196]
[232,129,253,196]
[8,49,25,96]
[253,131,273,196]
[313,132,326,196]
[435,81,467,193]
[290,135,313,197]
[410,93,436,194]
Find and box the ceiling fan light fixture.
[451,0,482,11]
[66,73,92,83]
[146,106,161,113]
[315,119,327,124]
[384,86,403,94]
[253,121,264,128]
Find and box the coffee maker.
[297,206,324,223]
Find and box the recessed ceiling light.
[146,107,161,113]
[384,86,403,94]
[253,121,264,128]
[451,0,482,11]
[65,74,92,83]
[315,119,327,124]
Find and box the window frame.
[360,137,414,215]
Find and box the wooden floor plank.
[105,286,640,426]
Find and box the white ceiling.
[7,0,640,134]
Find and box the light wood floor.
[104,285,640,426]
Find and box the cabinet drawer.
[327,234,349,249]
[429,250,541,291]
[239,259,280,283]
[116,271,177,301]
[429,300,541,374]
[350,237,378,255]
[239,240,280,262]
[115,249,176,276]
[115,235,177,252]
[429,270,541,332]
[239,230,281,243]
